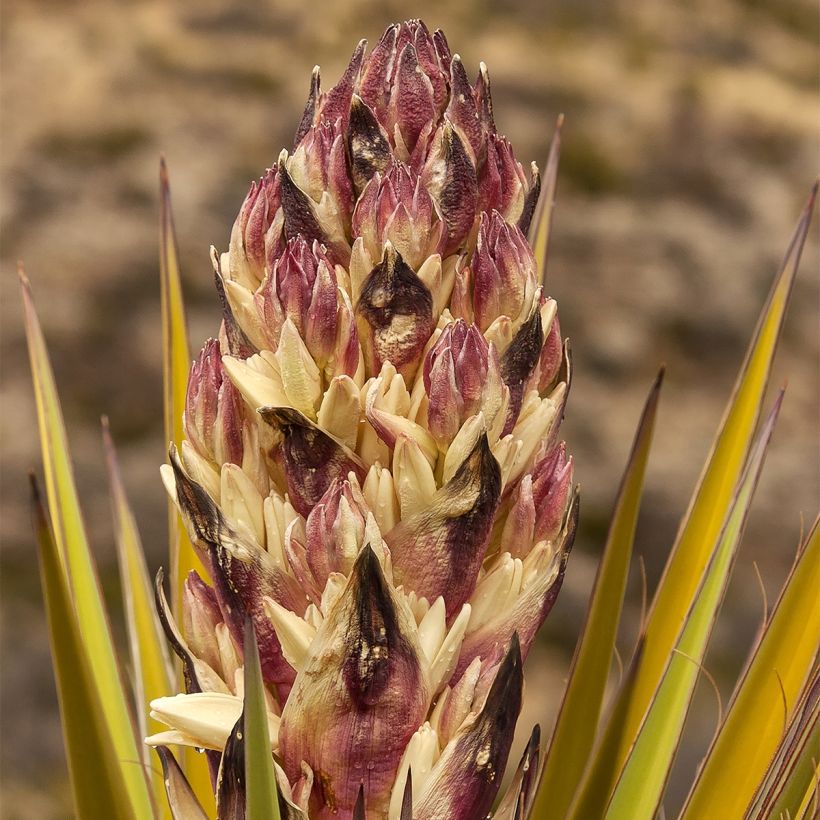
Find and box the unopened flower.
[152,19,577,818]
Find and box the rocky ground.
[1,0,818,816]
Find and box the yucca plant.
[22,19,818,820]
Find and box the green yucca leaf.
[535,368,663,819]
[243,619,282,820]
[31,476,139,820]
[156,747,209,820]
[603,391,783,819]
[529,114,563,284]
[21,270,155,819]
[102,419,175,820]
[572,185,817,817]
[683,519,820,818]
[159,161,216,813]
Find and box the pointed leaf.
[159,159,207,614]
[535,369,663,819]
[31,476,139,820]
[602,393,783,819]
[103,419,175,819]
[244,619,282,820]
[573,186,816,814]
[160,162,215,811]
[683,519,820,818]
[156,747,209,820]
[529,114,563,284]
[21,271,154,818]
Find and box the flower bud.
[304,476,370,589]
[471,210,538,331]
[478,133,541,234]
[359,20,449,155]
[353,160,443,271]
[182,570,224,675]
[257,236,339,365]
[184,339,244,467]
[423,319,507,447]
[227,168,282,289]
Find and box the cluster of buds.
[150,19,577,819]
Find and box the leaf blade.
[244,619,282,820]
[602,393,783,819]
[535,368,663,819]
[31,476,139,820]
[683,520,820,819]
[529,114,563,284]
[103,419,175,819]
[21,271,155,818]
[572,186,816,815]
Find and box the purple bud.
[184,340,244,467]
[353,160,443,271]
[304,477,369,589]
[389,44,437,155]
[257,237,339,363]
[471,210,537,331]
[183,571,224,674]
[478,133,533,226]
[531,442,573,544]
[232,168,281,283]
[446,56,484,167]
[538,310,563,392]
[423,320,497,445]
[500,306,544,435]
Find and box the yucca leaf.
[535,368,663,819]
[243,619,282,820]
[744,661,818,820]
[156,747,210,820]
[21,270,155,818]
[683,519,820,818]
[529,114,563,283]
[31,476,139,820]
[103,418,175,819]
[602,392,783,819]
[159,158,207,615]
[160,161,215,811]
[572,185,816,815]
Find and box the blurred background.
[1,0,817,816]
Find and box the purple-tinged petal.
[294,65,321,148]
[532,442,573,544]
[318,39,365,130]
[359,24,398,122]
[183,570,224,674]
[279,159,327,250]
[279,546,429,818]
[473,61,496,136]
[259,406,367,518]
[446,55,483,167]
[414,635,523,820]
[387,433,501,617]
[390,43,436,154]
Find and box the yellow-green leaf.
[31,476,138,820]
[529,114,563,284]
[243,619,281,820]
[683,519,820,819]
[159,159,206,616]
[21,271,155,818]
[535,368,663,819]
[603,393,783,820]
[159,162,215,812]
[103,419,175,820]
[572,185,816,815]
